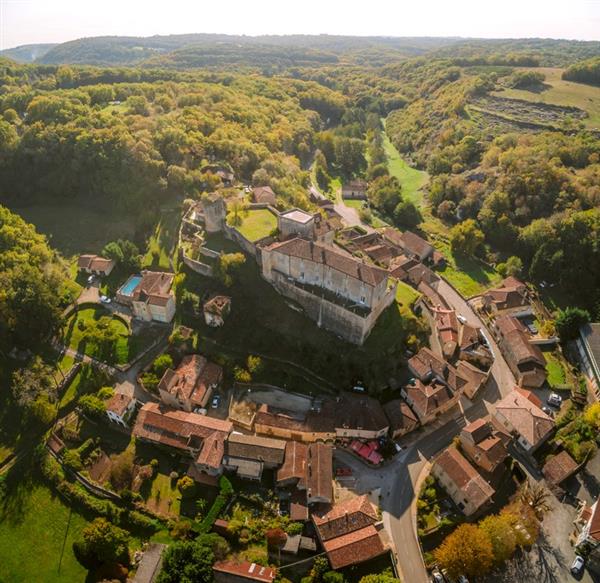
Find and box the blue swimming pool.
[120,275,142,296]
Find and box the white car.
[457,314,467,324]
[99,295,111,304]
[547,393,563,408]
[87,275,95,284]
[571,555,584,575]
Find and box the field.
[235,208,277,242]
[141,209,180,270]
[396,281,421,308]
[382,120,429,208]
[7,203,137,256]
[0,477,89,583]
[492,67,600,130]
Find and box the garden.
[61,305,155,366]
[232,208,278,242]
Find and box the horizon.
[2,0,600,50]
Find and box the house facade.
[106,392,137,427]
[117,271,176,323]
[459,418,509,473]
[77,254,115,276]
[261,238,396,345]
[341,179,368,200]
[432,447,495,516]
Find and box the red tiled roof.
[404,378,457,420]
[266,238,389,287]
[383,399,419,434]
[543,450,578,484]
[399,231,434,260]
[277,441,308,486]
[106,392,134,417]
[323,525,386,570]
[306,443,333,503]
[252,186,277,204]
[587,502,600,542]
[213,561,276,583]
[434,447,494,510]
[313,494,378,541]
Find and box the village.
[48,174,600,583]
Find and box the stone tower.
[201,194,227,233]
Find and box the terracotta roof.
[462,418,490,441]
[484,278,528,310]
[460,419,508,470]
[323,525,386,570]
[343,179,368,190]
[494,389,554,448]
[456,361,488,399]
[77,254,114,272]
[434,447,495,511]
[404,378,457,420]
[400,231,434,260]
[196,430,227,470]
[226,433,286,465]
[460,323,481,351]
[137,270,174,299]
[290,489,309,521]
[383,399,419,434]
[334,393,389,434]
[277,441,307,486]
[252,186,276,204]
[313,494,378,541]
[133,402,232,454]
[306,443,333,503]
[543,450,578,484]
[406,263,438,287]
[204,295,231,316]
[409,348,448,381]
[192,361,223,406]
[106,392,134,417]
[213,561,276,583]
[266,238,389,287]
[496,316,545,366]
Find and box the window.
[300,272,305,280]
[360,296,366,304]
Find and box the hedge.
[197,475,233,535]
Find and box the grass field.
[544,350,568,388]
[142,209,180,270]
[0,478,89,583]
[492,67,600,129]
[235,208,277,242]
[382,123,429,208]
[7,203,137,257]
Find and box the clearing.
[491,67,600,130]
[7,203,136,257]
[234,208,277,242]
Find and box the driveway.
[77,281,100,304]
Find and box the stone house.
[432,447,495,516]
[158,355,222,412]
[251,186,277,206]
[106,392,137,427]
[492,388,554,452]
[213,561,276,583]
[494,315,547,389]
[77,254,115,277]
[203,295,231,327]
[575,499,600,573]
[224,433,286,480]
[341,179,368,200]
[482,277,531,315]
[133,402,232,477]
[459,418,509,473]
[116,271,176,323]
[261,237,396,345]
[383,399,419,439]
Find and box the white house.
[106,392,137,427]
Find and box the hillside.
[0,43,56,63]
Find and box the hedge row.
[197,475,234,534]
[40,451,160,534]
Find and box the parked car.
[87,275,95,284]
[211,395,221,409]
[571,555,585,575]
[431,571,444,583]
[193,407,207,415]
[547,393,563,408]
[542,406,555,417]
[99,295,111,304]
[457,314,467,324]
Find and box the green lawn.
[62,306,151,366]
[0,479,89,583]
[235,208,278,242]
[396,281,421,308]
[544,350,568,388]
[343,198,366,210]
[142,209,180,270]
[382,122,429,208]
[492,67,600,130]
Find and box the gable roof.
[266,238,389,287]
[252,186,276,204]
[106,392,134,417]
[484,277,528,310]
[313,494,378,541]
[434,447,494,510]
[226,433,286,465]
[277,441,307,486]
[543,450,578,484]
[494,389,554,447]
[587,501,600,542]
[383,399,419,434]
[400,231,434,259]
[322,525,386,570]
[213,561,276,583]
[306,442,333,503]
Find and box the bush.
[177,475,195,495]
[78,394,107,418]
[197,476,234,534]
[63,449,83,472]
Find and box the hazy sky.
[2,0,600,49]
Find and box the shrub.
[78,394,107,418]
[177,475,195,495]
[63,449,83,472]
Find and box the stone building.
[261,237,396,345]
[201,194,227,233]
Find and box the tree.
[334,137,366,176]
[102,239,140,270]
[266,527,287,565]
[177,475,195,495]
[215,253,246,287]
[556,307,590,341]
[78,394,107,418]
[367,175,402,217]
[110,449,135,490]
[157,540,214,583]
[450,219,484,257]
[63,449,83,472]
[11,357,58,424]
[309,556,330,582]
[234,366,252,384]
[152,354,174,377]
[433,523,494,580]
[358,571,399,583]
[73,518,130,570]
[227,199,249,227]
[479,513,518,564]
[393,200,421,228]
[497,255,523,278]
[518,481,551,519]
[247,355,263,374]
[322,572,345,583]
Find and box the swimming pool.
[120,275,142,296]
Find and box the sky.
[1,0,600,49]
